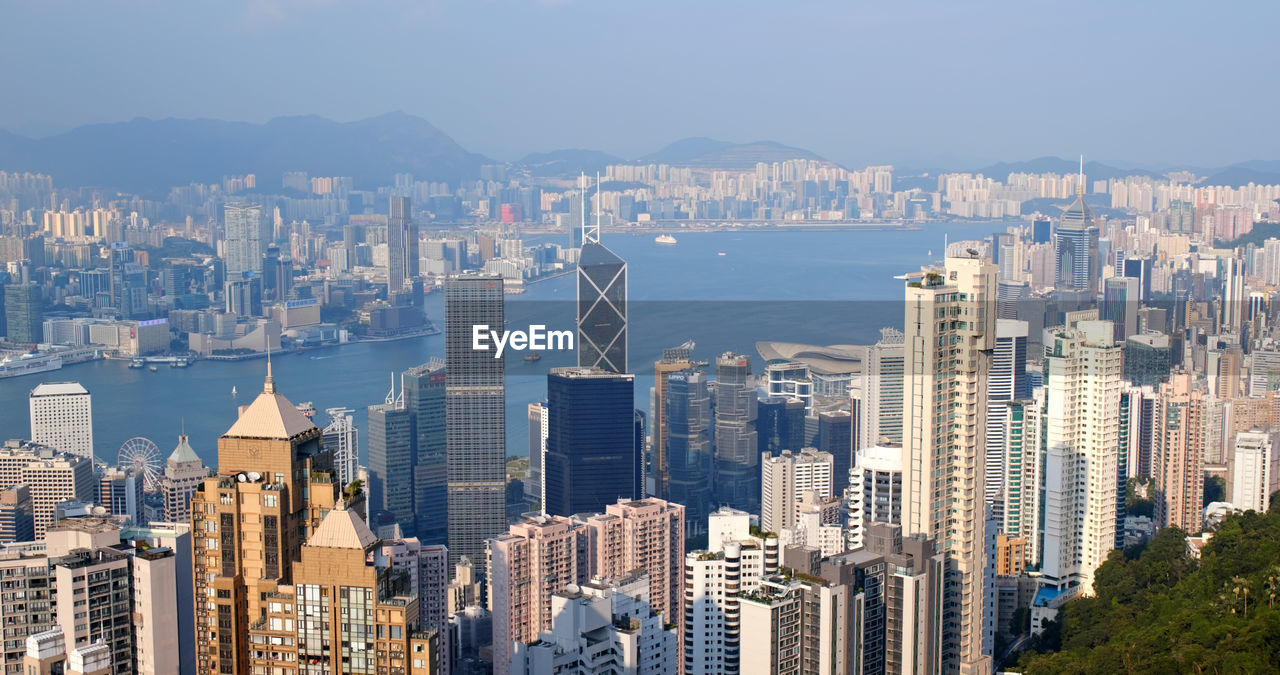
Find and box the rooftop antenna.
[585,171,601,245]
[264,342,275,394]
[385,372,396,405]
[1078,154,1085,197]
[579,172,588,247]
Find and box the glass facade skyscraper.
[368,402,415,534]
[577,242,628,374]
[404,358,447,545]
[543,367,637,516]
[445,273,506,571]
[664,369,713,538]
[713,352,758,512]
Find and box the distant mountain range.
[973,157,1160,181]
[638,137,825,169]
[974,156,1280,187]
[0,112,491,195]
[513,137,828,177]
[2,113,1279,194]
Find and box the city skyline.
[4,2,1280,670]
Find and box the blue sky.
[3,0,1277,167]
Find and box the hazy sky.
[3,0,1278,168]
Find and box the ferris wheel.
[118,437,163,493]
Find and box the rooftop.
[29,382,89,397]
[168,434,200,464]
[223,375,316,440]
[306,500,378,550]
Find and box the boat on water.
[147,365,158,372]
[129,358,145,369]
[655,234,677,245]
[523,352,542,362]
[717,252,726,256]
[231,385,238,397]
[171,358,189,368]
[0,353,63,379]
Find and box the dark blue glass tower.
[543,367,637,516]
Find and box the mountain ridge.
[0,111,490,195]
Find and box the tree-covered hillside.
[1014,505,1280,673]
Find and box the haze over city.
[4,0,1280,167]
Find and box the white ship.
[655,234,677,245]
[0,352,63,379]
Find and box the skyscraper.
[445,273,506,570]
[368,400,415,535]
[902,254,996,672]
[857,328,905,449]
[222,203,264,276]
[577,242,628,373]
[683,508,776,675]
[525,402,547,510]
[403,360,447,545]
[651,342,695,500]
[578,498,686,636]
[4,284,43,344]
[984,320,1028,521]
[760,448,834,533]
[663,368,714,538]
[1101,276,1139,342]
[543,367,637,516]
[1054,175,1099,292]
[847,443,903,549]
[244,503,438,675]
[1231,431,1272,513]
[387,196,417,293]
[817,409,853,486]
[320,407,359,489]
[0,485,34,544]
[714,352,759,511]
[160,433,207,525]
[756,396,806,456]
[489,516,583,675]
[1038,321,1122,597]
[0,441,95,538]
[1153,374,1205,532]
[188,365,340,675]
[29,382,94,461]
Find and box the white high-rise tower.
[28,383,94,461]
[902,254,996,673]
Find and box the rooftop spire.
[264,343,275,394]
[1078,154,1085,197]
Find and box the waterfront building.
[28,382,94,461]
